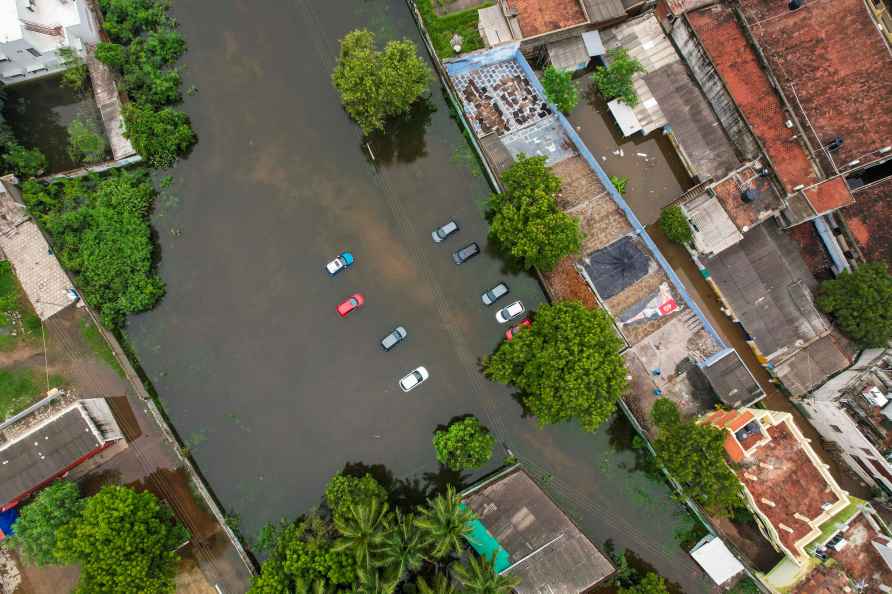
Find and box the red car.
[505,319,531,340]
[337,293,365,317]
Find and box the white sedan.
[399,366,429,392]
[495,300,525,324]
[325,251,354,276]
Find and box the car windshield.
[413,371,422,381]
[349,298,358,306]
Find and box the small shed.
[690,535,745,585]
[546,36,590,72]
[607,99,642,136]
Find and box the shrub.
[592,48,645,107]
[8,480,82,566]
[609,175,628,196]
[122,104,196,168]
[332,30,431,134]
[97,0,171,43]
[3,144,47,178]
[324,473,388,521]
[433,417,495,471]
[658,205,693,245]
[817,262,892,347]
[67,119,108,164]
[95,42,127,68]
[541,66,578,114]
[59,48,89,92]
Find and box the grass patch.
[0,261,41,351]
[0,368,65,420]
[416,0,490,59]
[80,319,124,378]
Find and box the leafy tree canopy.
[67,119,108,164]
[97,0,171,43]
[9,480,82,566]
[22,169,164,328]
[453,552,520,594]
[618,572,670,594]
[122,103,196,168]
[95,42,127,69]
[332,30,431,134]
[432,416,495,471]
[541,66,578,114]
[3,144,47,178]
[488,155,581,272]
[484,301,627,431]
[817,262,892,347]
[325,473,388,522]
[592,48,645,106]
[651,400,742,516]
[55,485,185,594]
[658,205,693,245]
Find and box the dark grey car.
[380,326,407,351]
[481,282,509,305]
[432,219,459,243]
[452,242,480,265]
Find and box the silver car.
[380,326,407,351]
[399,366,429,392]
[481,282,509,306]
[432,220,459,243]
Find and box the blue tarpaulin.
[0,507,19,539]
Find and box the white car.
[495,300,525,324]
[399,366,429,392]
[324,251,354,276]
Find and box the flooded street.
[126,0,712,590]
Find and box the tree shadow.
[421,464,471,497]
[364,96,436,166]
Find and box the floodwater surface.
[127,1,714,590]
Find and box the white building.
[0,0,98,83]
[800,348,892,496]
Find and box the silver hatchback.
[432,220,459,243]
[380,326,407,351]
[481,282,509,306]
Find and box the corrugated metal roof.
[581,0,626,24]
[547,36,590,71]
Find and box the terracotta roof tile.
[803,178,854,215]
[505,0,587,38]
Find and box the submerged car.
[481,282,509,306]
[432,220,459,243]
[452,242,480,265]
[337,293,365,317]
[380,326,407,351]
[495,300,525,324]
[325,251,354,276]
[399,366,429,392]
[505,319,531,340]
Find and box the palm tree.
[355,566,399,594]
[452,553,521,594]
[416,572,459,594]
[333,498,390,571]
[294,577,329,594]
[415,485,475,560]
[376,510,426,580]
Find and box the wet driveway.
[126,1,713,590]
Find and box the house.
[0,390,123,511]
[461,467,614,594]
[0,0,98,83]
[799,349,892,497]
[702,408,855,588]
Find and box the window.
[25,48,40,58]
[830,424,843,433]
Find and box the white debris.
[619,148,625,157]
[637,152,648,157]
[612,149,621,156]
[0,549,22,593]
[602,156,607,161]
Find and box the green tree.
[67,119,108,164]
[415,485,473,560]
[658,205,693,245]
[817,262,892,347]
[452,553,521,594]
[8,481,82,566]
[651,397,680,429]
[3,143,47,178]
[248,559,291,594]
[333,499,390,572]
[59,48,88,92]
[484,301,627,431]
[325,472,388,522]
[488,155,581,271]
[651,400,742,516]
[332,30,431,134]
[619,572,669,594]
[54,485,185,594]
[610,175,628,196]
[541,65,578,113]
[97,0,170,43]
[95,42,127,68]
[122,103,196,168]
[377,511,426,580]
[121,29,187,107]
[416,573,459,594]
[592,48,645,106]
[433,416,495,471]
[356,567,399,594]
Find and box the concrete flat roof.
[462,468,614,594]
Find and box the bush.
[609,175,628,196]
[22,170,164,328]
[3,144,47,178]
[415,0,488,59]
[324,473,388,521]
[59,48,88,93]
[592,48,645,107]
[332,30,431,134]
[433,417,495,471]
[8,481,82,566]
[619,572,669,594]
[485,301,627,431]
[67,119,108,164]
[817,262,892,347]
[95,42,127,68]
[97,0,171,43]
[488,155,581,271]
[658,205,693,245]
[122,104,196,168]
[541,66,578,114]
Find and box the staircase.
[21,20,63,37]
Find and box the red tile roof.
[802,178,854,215]
[828,513,892,592]
[738,0,892,166]
[791,564,852,594]
[505,0,587,38]
[687,5,819,194]
[842,177,892,266]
